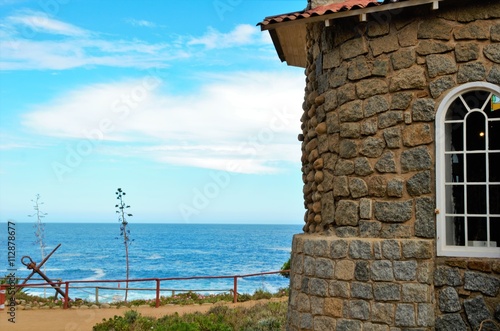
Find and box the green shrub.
[93,301,288,331]
[124,310,139,324]
[251,289,272,300]
[280,257,291,279]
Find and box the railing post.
[95,287,99,304]
[64,282,69,309]
[233,276,238,303]
[155,279,160,308]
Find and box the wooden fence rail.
[12,270,289,309]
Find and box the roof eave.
[269,25,308,68]
[260,0,444,68]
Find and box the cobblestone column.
[286,1,500,330]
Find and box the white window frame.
[436,82,500,258]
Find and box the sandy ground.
[0,298,287,331]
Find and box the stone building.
[259,0,500,330]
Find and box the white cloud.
[0,132,48,150]
[125,18,158,28]
[188,24,264,49]
[22,71,304,174]
[7,11,89,36]
[0,13,273,70]
[0,36,187,70]
[0,11,183,70]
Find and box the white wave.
[41,268,64,272]
[146,253,163,260]
[271,247,292,252]
[82,268,106,281]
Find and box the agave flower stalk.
[115,188,133,303]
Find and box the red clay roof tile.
[259,0,385,26]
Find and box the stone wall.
[288,1,500,330]
[288,235,435,330]
[434,258,500,330]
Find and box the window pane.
[466,112,486,151]
[488,94,500,118]
[467,185,486,214]
[446,216,464,246]
[445,154,463,182]
[446,185,464,214]
[445,123,464,151]
[490,217,499,247]
[489,152,500,182]
[441,89,500,254]
[467,217,487,243]
[462,90,490,110]
[466,153,486,182]
[489,121,500,150]
[490,185,500,214]
[446,97,467,121]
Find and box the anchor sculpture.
[20,243,69,300]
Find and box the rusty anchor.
[20,243,69,300]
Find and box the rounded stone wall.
[288,1,500,330]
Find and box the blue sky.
[0,0,307,224]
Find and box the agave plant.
[115,188,133,302]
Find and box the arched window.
[436,82,500,258]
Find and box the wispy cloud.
[0,132,48,150]
[0,19,186,70]
[125,18,159,28]
[7,10,89,36]
[22,71,304,174]
[0,10,272,70]
[188,24,262,49]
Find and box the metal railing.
[13,270,290,309]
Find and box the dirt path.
[0,298,287,331]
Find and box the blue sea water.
[1,222,300,302]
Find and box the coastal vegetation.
[28,194,48,297]
[7,287,288,309]
[29,194,47,262]
[2,288,288,330]
[279,257,290,279]
[93,299,288,331]
[115,188,134,302]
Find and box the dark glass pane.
[490,185,500,215]
[490,217,499,247]
[446,97,467,121]
[462,90,489,111]
[488,94,500,119]
[467,185,486,214]
[445,123,464,151]
[466,112,486,151]
[466,153,486,182]
[489,121,500,150]
[467,217,487,244]
[446,154,463,182]
[489,152,500,182]
[446,216,464,246]
[446,185,464,214]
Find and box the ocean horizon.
[1,222,301,302]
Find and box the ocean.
[1,222,300,302]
